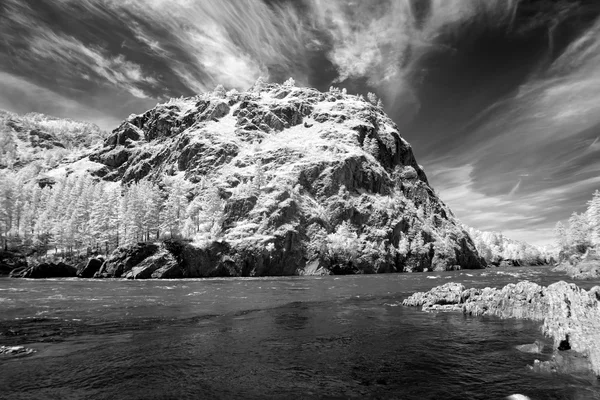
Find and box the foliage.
[465,225,551,264]
[555,190,600,255]
[326,221,360,262]
[0,169,228,255]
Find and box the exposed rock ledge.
[403,281,600,376]
[553,252,600,280]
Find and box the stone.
[0,251,28,275]
[10,262,77,278]
[0,346,35,357]
[77,258,104,278]
[516,340,544,354]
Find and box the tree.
[160,178,188,239]
[363,137,379,158]
[213,84,226,98]
[252,162,266,193]
[555,221,568,251]
[567,212,591,253]
[587,190,600,247]
[367,92,378,105]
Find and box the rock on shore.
[9,262,77,278]
[403,281,600,376]
[553,252,600,280]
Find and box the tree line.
[0,172,225,256]
[555,190,600,255]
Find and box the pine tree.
[252,162,266,194]
[587,190,600,247]
[555,221,568,251]
[567,212,591,253]
[213,84,226,98]
[397,234,409,256]
[160,178,188,239]
[367,92,378,105]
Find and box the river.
[1,266,599,399]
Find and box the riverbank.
[1,267,598,399]
[403,280,600,377]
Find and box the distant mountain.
[1,82,486,277]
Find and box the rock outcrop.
[0,251,28,275]
[77,258,104,278]
[403,281,600,376]
[10,262,77,278]
[87,83,485,275]
[553,252,600,280]
[0,346,35,357]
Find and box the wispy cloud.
[28,31,156,98]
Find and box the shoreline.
[403,280,600,377]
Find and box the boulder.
[95,243,159,278]
[77,258,104,278]
[0,346,35,357]
[10,262,77,278]
[0,251,28,275]
[123,251,177,279]
[516,340,544,354]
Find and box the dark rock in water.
[94,243,159,278]
[403,280,600,376]
[516,340,544,354]
[77,258,104,278]
[10,262,77,278]
[0,251,28,275]
[123,251,178,279]
[0,346,35,357]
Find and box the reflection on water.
[0,267,599,399]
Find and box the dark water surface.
[1,267,599,400]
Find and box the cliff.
[85,83,485,277]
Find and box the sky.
[2,0,600,246]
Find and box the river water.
[0,267,599,400]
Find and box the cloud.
[430,162,600,246]
[28,32,156,98]
[0,71,121,131]
[98,0,313,91]
[306,0,519,101]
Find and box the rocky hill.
[78,82,485,277]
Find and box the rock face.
[9,262,77,278]
[0,251,28,275]
[89,83,485,275]
[77,258,104,278]
[403,281,600,376]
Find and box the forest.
[554,190,600,256]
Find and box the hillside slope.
[85,82,485,277]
